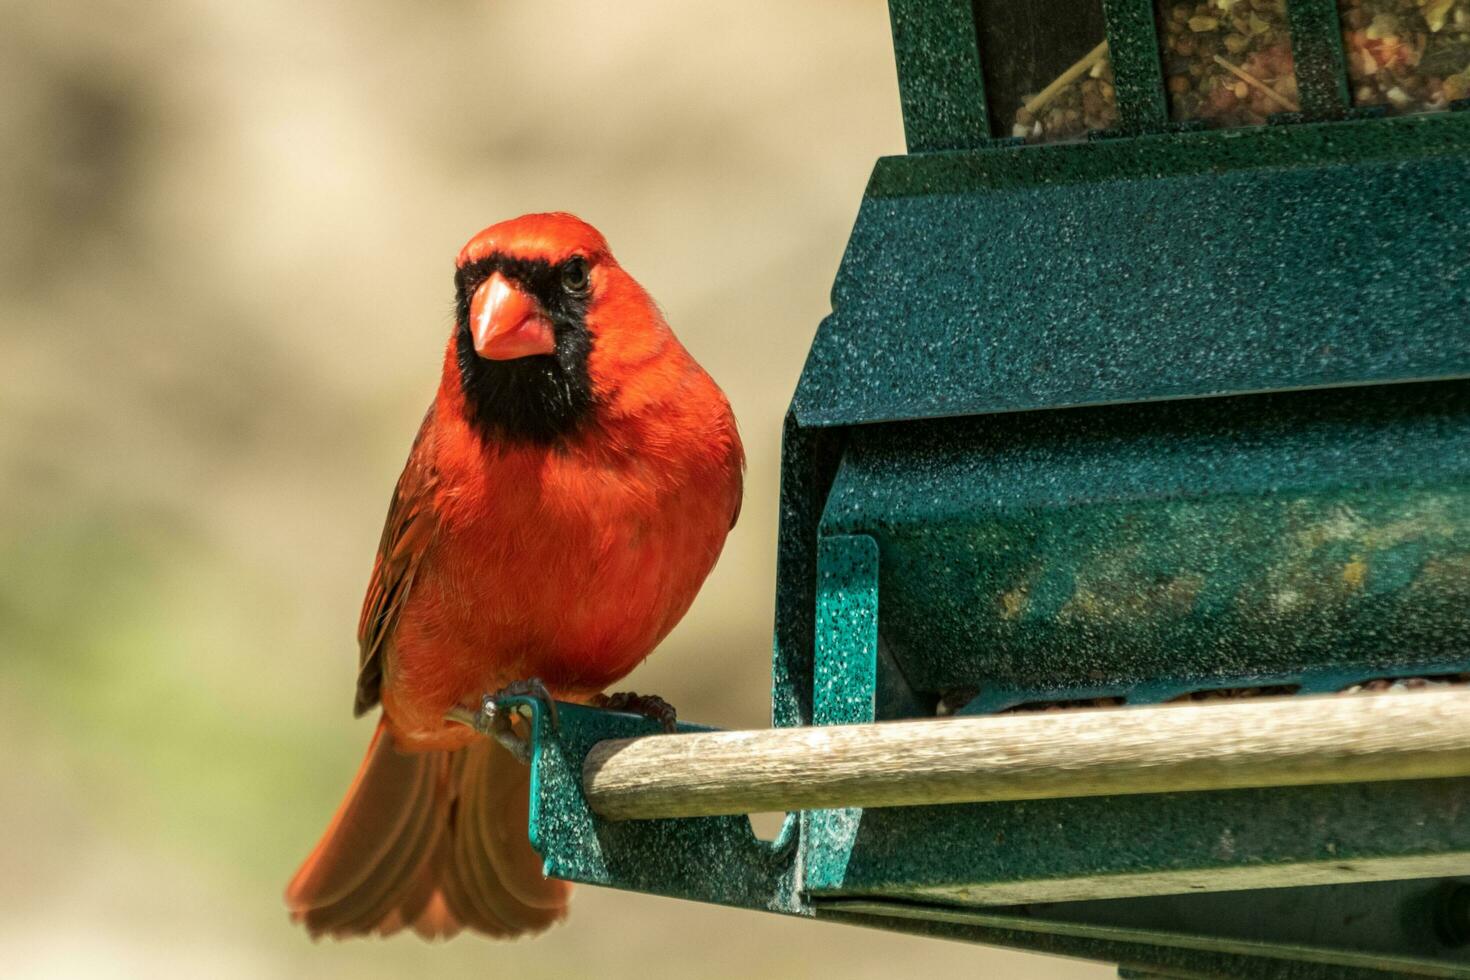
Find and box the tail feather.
[319,763,443,935]
[285,720,571,939]
[473,740,568,912]
[286,723,424,911]
[393,832,452,936]
[439,740,570,935]
[410,890,459,939]
[442,748,518,936]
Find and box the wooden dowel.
[582,690,1470,821]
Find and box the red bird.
[286,213,744,939]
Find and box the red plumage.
[286,213,744,939]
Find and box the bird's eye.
[561,257,590,294]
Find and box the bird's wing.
[354,408,439,716]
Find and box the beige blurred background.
[0,1,1106,976]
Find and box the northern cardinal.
[286,213,744,939]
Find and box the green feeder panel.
[518,0,1470,976]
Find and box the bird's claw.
[484,677,560,730]
[591,691,678,733]
[468,677,559,765]
[475,698,531,764]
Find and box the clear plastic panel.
[973,0,1120,143]
[1340,0,1470,112]
[1155,0,1301,126]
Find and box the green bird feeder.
[502,1,1470,975]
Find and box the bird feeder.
[506,1,1470,975]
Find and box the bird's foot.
[466,678,559,764]
[590,691,678,733]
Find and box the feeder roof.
[791,135,1470,429]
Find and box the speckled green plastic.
[516,696,803,916]
[1286,0,1351,117]
[793,123,1470,428]
[824,878,1470,977]
[1102,0,1167,131]
[821,382,1470,706]
[865,110,1470,196]
[807,780,1470,907]
[793,526,1470,961]
[771,413,842,731]
[887,0,989,150]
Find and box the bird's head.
[449,213,665,444]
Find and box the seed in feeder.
[1366,13,1398,39]
[1157,0,1300,126]
[1339,0,1470,114]
[1425,0,1453,31]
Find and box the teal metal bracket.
[812,534,883,728]
[515,695,802,915]
[806,534,882,896]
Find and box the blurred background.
[0,1,1106,976]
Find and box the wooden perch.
[582,689,1470,821]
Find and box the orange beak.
[469,272,557,360]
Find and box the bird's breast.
[385,433,735,740]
